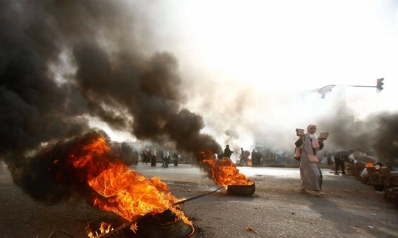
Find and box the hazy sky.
[141,0,397,91]
[104,0,398,146]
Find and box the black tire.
[136,209,193,238]
[95,209,193,238]
[227,183,256,196]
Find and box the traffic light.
[376,78,384,90]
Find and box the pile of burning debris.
[10,130,255,238]
[347,161,398,208]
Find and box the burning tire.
[135,209,194,238]
[227,183,256,196]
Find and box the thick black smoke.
[316,107,398,168]
[1,0,221,202]
[0,0,220,156]
[372,113,398,168]
[0,1,91,157]
[316,108,375,152]
[8,129,115,204]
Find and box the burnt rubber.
[227,183,256,196]
[135,209,193,238]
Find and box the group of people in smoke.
[141,147,180,167]
[325,148,379,175]
[238,148,262,166]
[141,147,157,166]
[219,145,262,166]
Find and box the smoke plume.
[0,0,220,161]
[187,82,397,167]
[0,0,222,203]
[8,129,113,204]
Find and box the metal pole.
[172,187,223,206]
[349,85,377,88]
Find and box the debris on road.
[245,227,258,233]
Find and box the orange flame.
[87,222,113,238]
[365,161,374,168]
[66,137,193,235]
[200,151,254,188]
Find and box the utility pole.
[349,78,384,91]
[317,78,385,96]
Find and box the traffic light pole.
[318,78,384,95]
[349,85,378,88]
[351,78,384,89]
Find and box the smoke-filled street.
[1,1,398,238]
[1,162,397,238]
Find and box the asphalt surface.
[0,162,397,238]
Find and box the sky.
[140,0,398,92]
[102,0,398,148]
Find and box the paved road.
[0,163,397,238]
